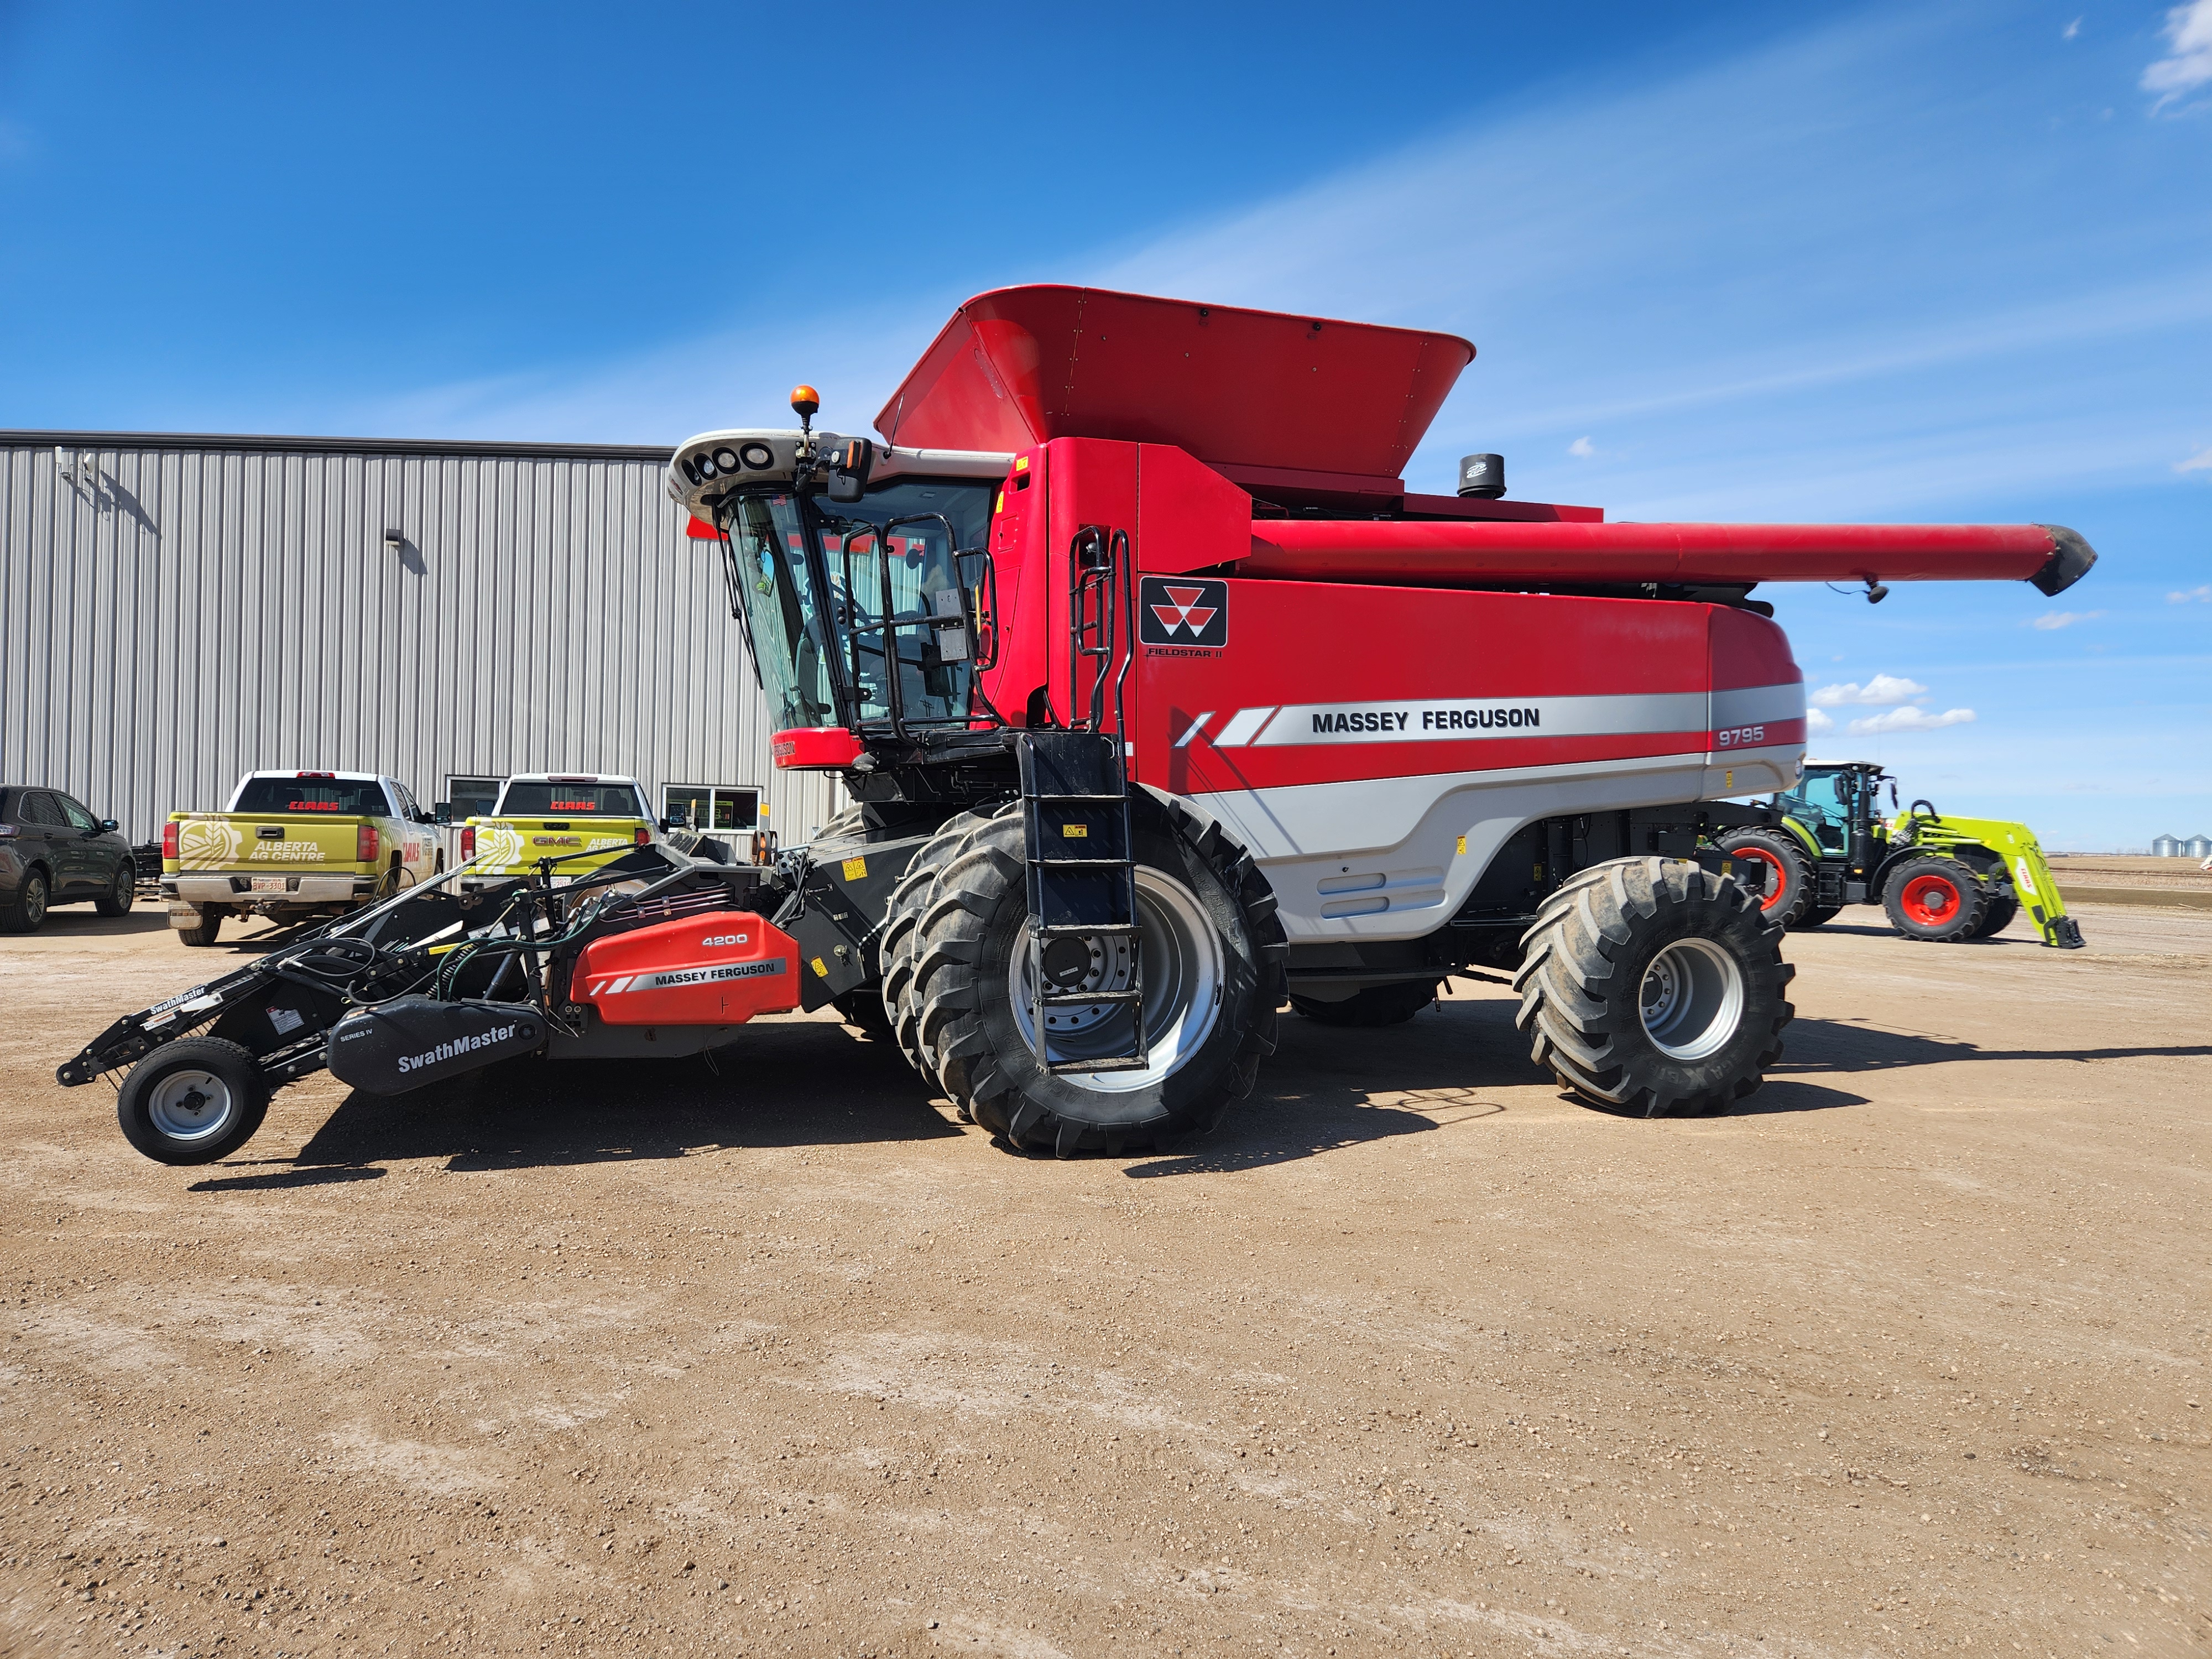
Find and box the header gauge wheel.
[116,1037,271,1165]
[1514,856,1794,1118]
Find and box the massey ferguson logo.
[1138,576,1228,650]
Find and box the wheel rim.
[1899,873,1960,926]
[1007,867,1224,1093]
[1639,938,1745,1062]
[114,868,132,905]
[24,877,46,926]
[146,1068,235,1142]
[1734,846,1788,912]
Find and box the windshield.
[717,479,993,732]
[1786,769,1854,820]
[233,777,392,816]
[494,782,649,817]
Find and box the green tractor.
[1715,762,2083,948]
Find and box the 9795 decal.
[1715,725,1767,748]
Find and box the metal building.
[1,431,840,851]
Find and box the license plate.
[250,877,289,893]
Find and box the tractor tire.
[0,867,51,933]
[1290,979,1439,1027]
[1881,855,1987,942]
[116,1037,272,1165]
[95,860,135,917]
[1513,855,1794,1119]
[1715,829,1812,927]
[911,794,1287,1156]
[1793,904,1842,929]
[1970,892,2019,938]
[176,907,224,947]
[879,806,1008,1097]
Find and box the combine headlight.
[713,447,742,474]
[739,441,774,470]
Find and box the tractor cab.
[667,408,1009,753]
[1777,762,1896,864]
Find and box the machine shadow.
[287,1019,961,1173]
[1775,1018,2212,1073]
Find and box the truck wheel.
[116,1037,271,1165]
[880,806,1007,1096]
[92,860,134,916]
[1715,829,1811,927]
[1881,856,1987,942]
[1793,904,1841,929]
[0,868,49,933]
[176,906,224,947]
[1290,979,1438,1026]
[1514,856,1794,1118]
[1970,892,2018,938]
[913,796,1286,1155]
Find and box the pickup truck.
[459,773,661,887]
[163,771,442,946]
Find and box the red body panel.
[1240,519,2064,588]
[1134,582,1802,797]
[875,286,1474,498]
[771,727,867,771]
[571,912,798,1026]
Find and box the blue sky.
[3,1,2206,848]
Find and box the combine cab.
[665,285,2096,1149]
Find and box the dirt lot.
[2,897,2206,1658]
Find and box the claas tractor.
[663,284,2094,1147]
[1716,762,2082,947]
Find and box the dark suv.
[0,786,136,933]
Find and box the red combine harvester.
[665,285,2095,1152]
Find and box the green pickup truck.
[458,773,661,887]
[162,771,442,946]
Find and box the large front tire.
[1514,857,1794,1118]
[1715,829,1811,928]
[879,806,1006,1094]
[912,796,1286,1155]
[116,1037,271,1165]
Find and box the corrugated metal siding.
[0,437,841,843]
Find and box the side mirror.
[100,818,118,832]
[432,801,452,825]
[825,437,874,504]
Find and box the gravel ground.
[1,899,2206,1658]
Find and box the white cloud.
[2064,16,2081,39]
[2177,445,2212,473]
[2168,584,2212,603]
[1809,672,1927,707]
[1568,436,1596,457]
[1806,707,1835,734]
[2144,0,2212,108]
[1849,706,1977,735]
[2031,609,2104,629]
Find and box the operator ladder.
[1016,729,1146,1073]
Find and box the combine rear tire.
[912,796,1286,1155]
[1970,892,2019,938]
[1715,829,1811,927]
[1514,856,1794,1118]
[116,1037,270,1165]
[1290,979,1438,1027]
[1881,856,1987,942]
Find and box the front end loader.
[1717,761,2082,946]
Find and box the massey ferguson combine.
[666,285,2094,1150]
[64,284,2096,1166]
